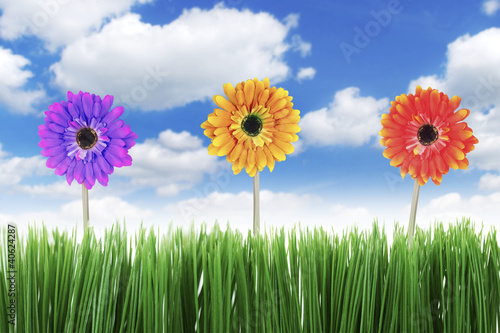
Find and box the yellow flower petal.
[244,79,255,107]
[274,139,294,154]
[247,149,256,169]
[213,95,236,112]
[237,149,247,170]
[213,133,232,147]
[263,146,275,172]
[207,143,220,156]
[218,139,236,156]
[223,83,238,106]
[256,147,267,171]
[276,124,300,133]
[208,116,232,127]
[268,143,286,161]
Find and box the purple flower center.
[76,127,98,149]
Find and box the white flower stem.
[253,171,260,235]
[408,178,420,249]
[82,184,89,232]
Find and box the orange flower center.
[241,114,263,137]
[77,127,98,150]
[417,124,438,146]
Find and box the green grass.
[0,218,499,332]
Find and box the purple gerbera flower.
[38,91,137,189]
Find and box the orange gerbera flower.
[380,86,478,185]
[201,78,300,177]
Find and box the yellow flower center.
[77,127,98,150]
[241,114,263,137]
[417,124,438,146]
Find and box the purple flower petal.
[46,145,67,157]
[38,124,48,131]
[53,102,71,119]
[102,106,124,124]
[109,139,125,147]
[85,162,95,187]
[124,131,138,140]
[92,102,101,118]
[72,92,83,116]
[66,161,76,185]
[84,179,93,189]
[67,103,79,118]
[100,95,114,117]
[97,172,109,186]
[39,139,63,148]
[124,139,136,149]
[55,157,71,176]
[93,162,105,183]
[106,145,128,158]
[38,130,60,139]
[47,152,66,169]
[96,155,113,174]
[49,123,65,133]
[107,126,131,139]
[50,112,69,127]
[67,91,74,101]
[82,92,93,122]
[74,160,85,183]
[107,119,124,132]
[121,154,132,166]
[104,150,123,167]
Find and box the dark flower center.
[417,124,438,146]
[241,115,263,137]
[77,128,98,149]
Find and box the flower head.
[380,86,478,185]
[201,78,300,177]
[39,91,137,189]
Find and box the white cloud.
[300,87,389,147]
[296,67,316,82]
[117,129,223,196]
[0,47,45,114]
[478,173,500,191]
[0,196,157,240]
[50,5,305,111]
[165,189,380,233]
[467,107,500,172]
[291,34,312,57]
[482,0,500,15]
[408,28,500,111]
[0,0,152,51]
[416,192,500,234]
[0,143,49,187]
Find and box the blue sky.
[0,0,499,240]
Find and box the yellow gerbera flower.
[201,78,301,177]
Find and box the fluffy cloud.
[467,106,500,172]
[0,143,49,187]
[51,6,308,111]
[478,173,500,191]
[0,47,45,114]
[0,196,157,239]
[408,28,500,111]
[416,192,500,234]
[165,189,381,233]
[482,0,500,15]
[296,67,316,82]
[0,0,152,51]
[117,129,223,196]
[300,87,389,146]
